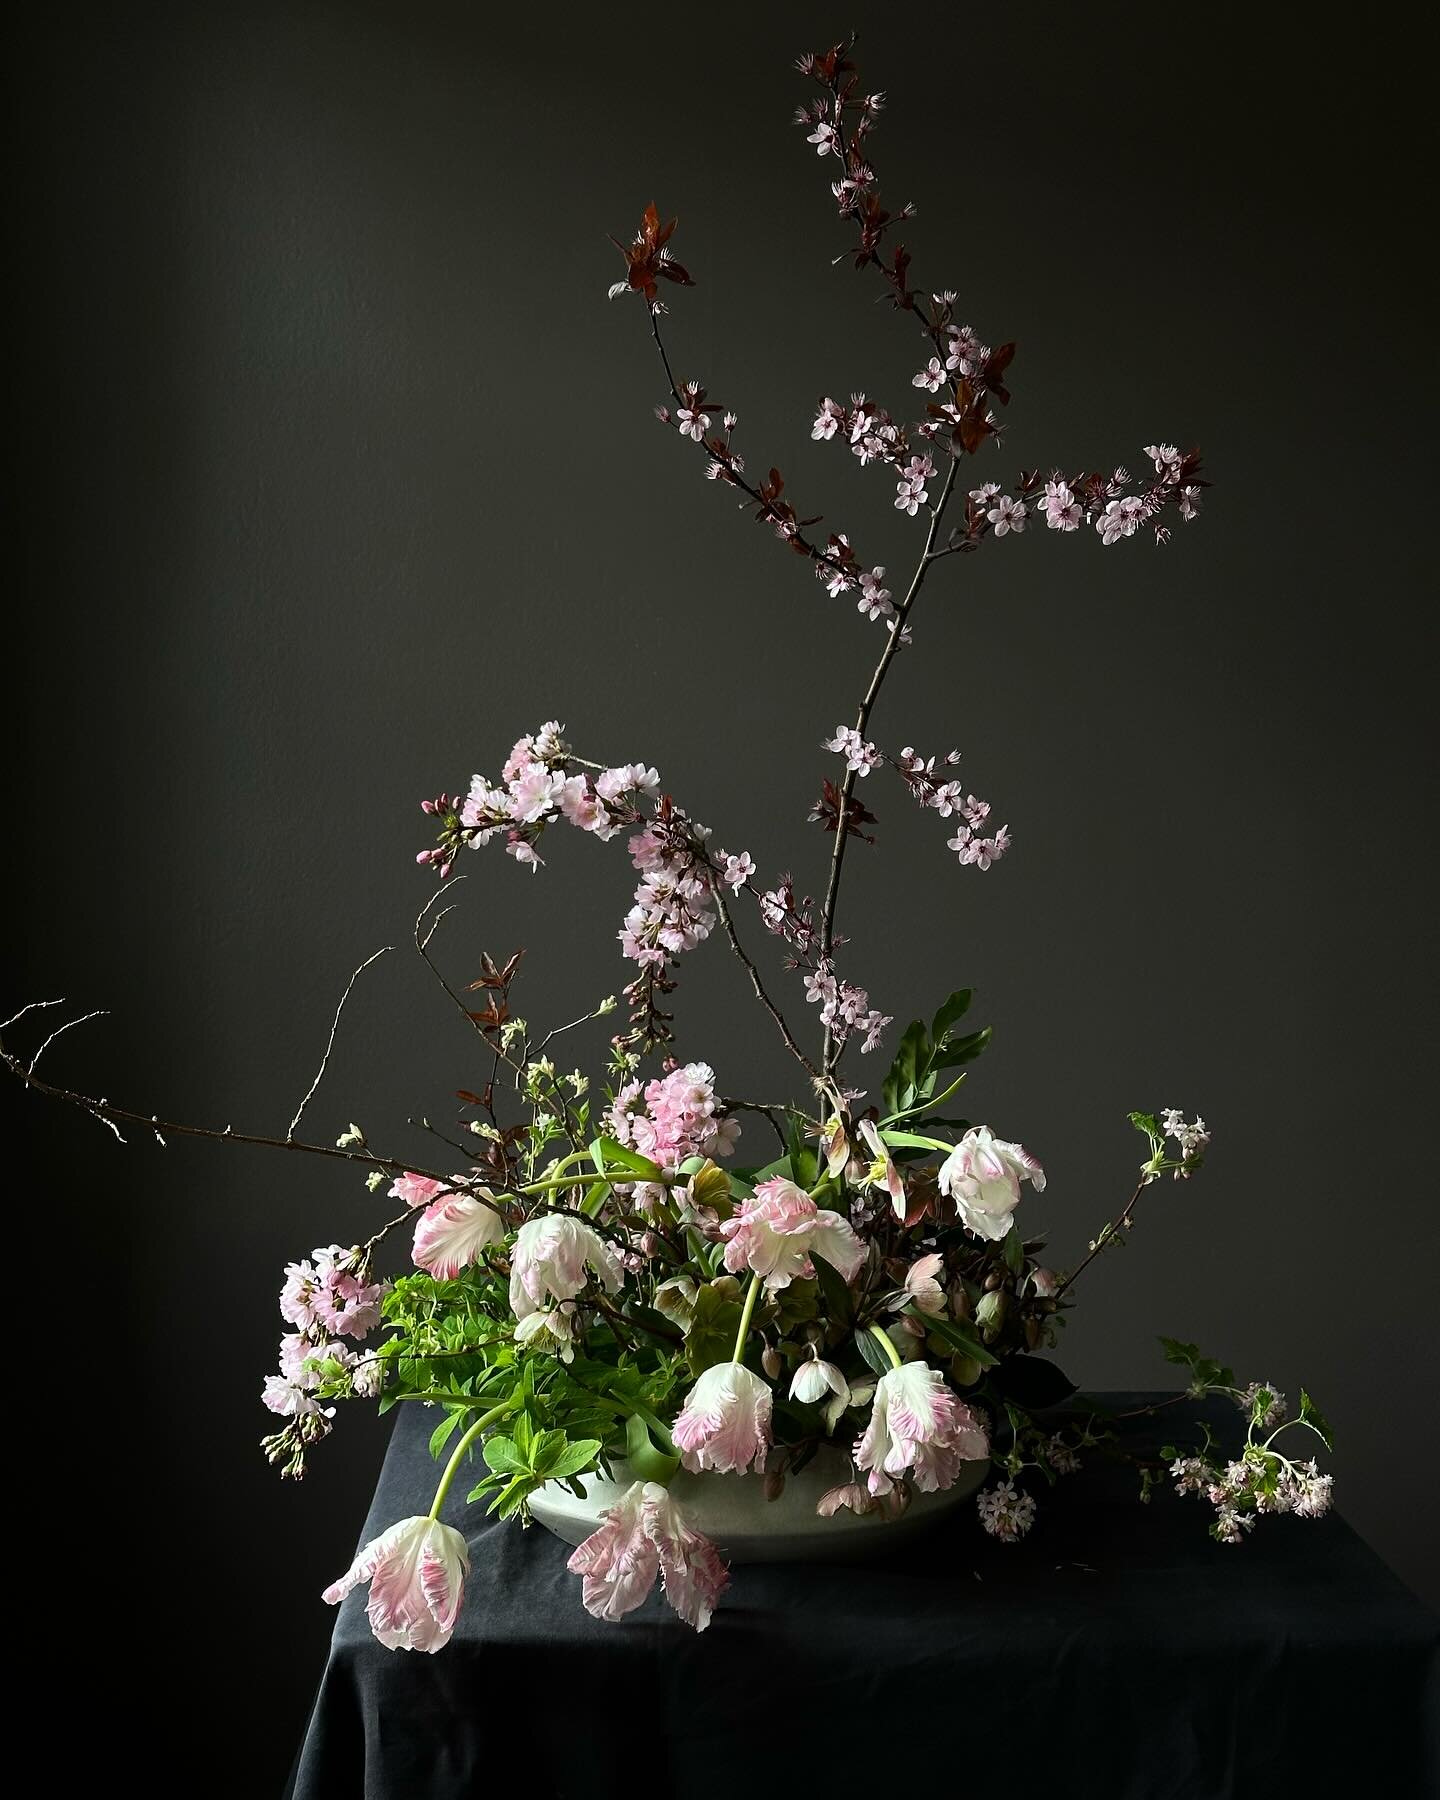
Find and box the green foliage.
[623,1410,681,1483]
[1299,1389,1334,1451]
[1158,1336,1237,1391]
[880,988,991,1123]
[909,1305,997,1367]
[683,1281,743,1376]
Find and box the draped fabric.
[288,1394,1438,1798]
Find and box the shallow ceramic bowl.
[530,1444,990,1563]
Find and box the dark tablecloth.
[287,1393,1438,1798]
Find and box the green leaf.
[684,1282,743,1376]
[854,1326,894,1378]
[880,1129,955,1155]
[812,1250,856,1328]
[992,1355,1077,1409]
[930,1025,992,1072]
[883,1018,931,1115]
[911,1307,998,1367]
[542,1437,603,1482]
[931,988,974,1043]
[428,1411,467,1459]
[591,1135,664,1181]
[1298,1389,1334,1451]
[1129,1110,1164,1145]
[624,1411,680,1483]
[481,1435,530,1477]
[1002,1226,1024,1276]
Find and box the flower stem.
[869,1322,903,1371]
[731,1271,763,1364]
[426,1398,517,1522]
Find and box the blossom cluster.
[260,1245,388,1476]
[1171,1447,1333,1545]
[607,1060,741,1168]
[802,960,891,1053]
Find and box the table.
[287,1393,1438,1798]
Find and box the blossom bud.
[975,1289,1009,1331]
[762,1345,782,1380]
[688,1159,732,1216]
[763,1467,786,1503]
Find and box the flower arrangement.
[3,35,1334,1651]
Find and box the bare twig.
[287,948,393,1141]
[1053,1175,1151,1299]
[709,883,819,1079]
[29,1008,109,1076]
[0,998,66,1034]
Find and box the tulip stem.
[731,1272,763,1364]
[427,1398,518,1522]
[869,1323,904,1371]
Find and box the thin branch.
[287,948,393,1141]
[819,456,960,1071]
[0,998,66,1034]
[710,883,819,1079]
[29,1008,109,1076]
[1053,1174,1151,1299]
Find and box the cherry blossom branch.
[287,947,393,1141]
[819,456,960,1071]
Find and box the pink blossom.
[947,824,1011,870]
[567,1481,729,1631]
[508,764,566,824]
[411,1193,505,1280]
[855,1362,989,1495]
[911,357,945,393]
[812,397,845,441]
[323,1515,470,1653]
[968,481,1000,505]
[937,1127,1045,1242]
[388,1172,448,1211]
[823,725,881,776]
[676,401,710,441]
[807,120,838,156]
[672,1361,773,1474]
[262,1374,332,1419]
[1179,485,1202,521]
[596,763,660,802]
[720,851,755,890]
[720,1177,864,1289]
[1040,479,1083,531]
[857,567,892,620]
[946,326,987,375]
[986,496,1027,536]
[508,1214,623,1320]
[976,1479,1036,1542]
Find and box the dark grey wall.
[12,3,1435,1786]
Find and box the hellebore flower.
[323,1516,470,1653]
[937,1127,1045,1242]
[855,1362,989,1496]
[672,1361,773,1475]
[858,1119,907,1219]
[509,1214,623,1319]
[567,1481,729,1631]
[719,1178,864,1290]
